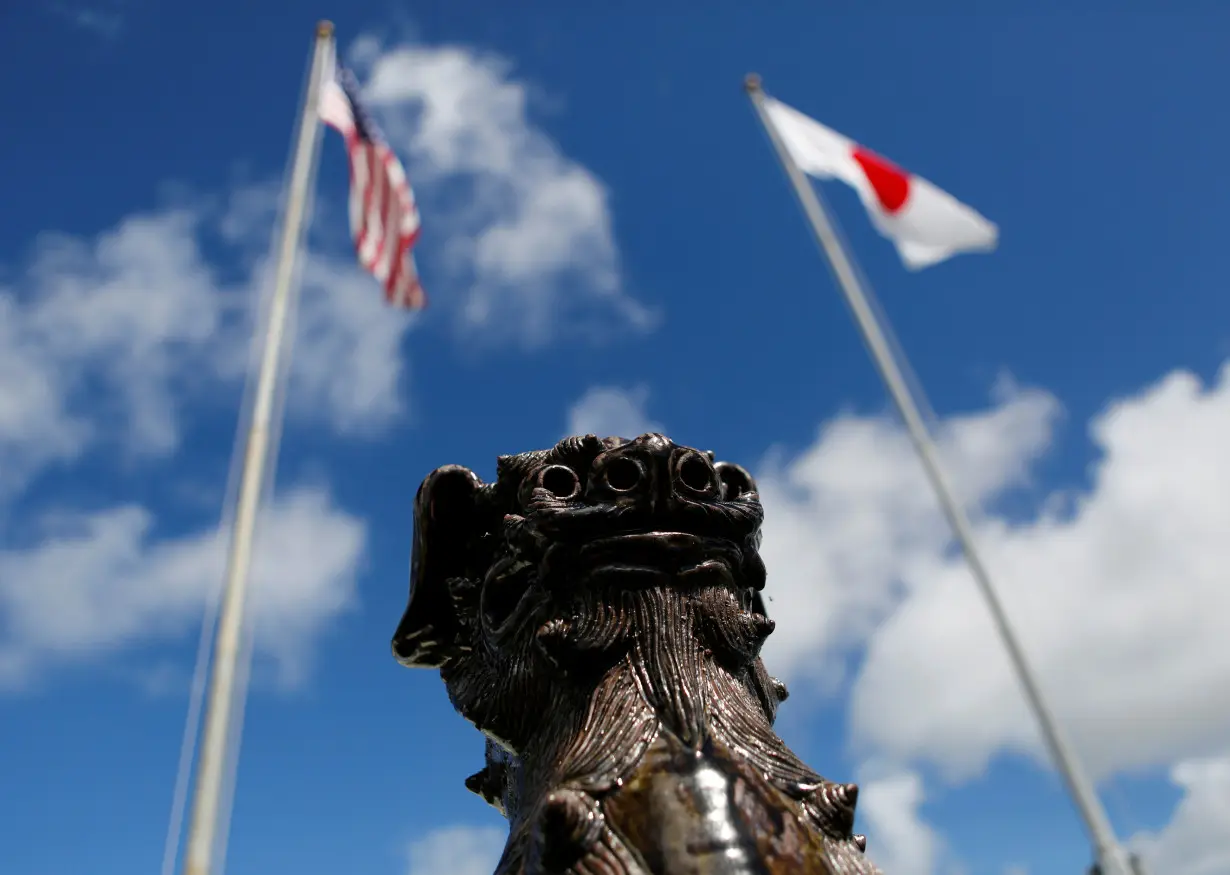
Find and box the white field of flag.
[762,96,998,270]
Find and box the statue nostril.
[603,456,642,492]
[678,454,716,493]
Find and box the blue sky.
[3,3,1229,875]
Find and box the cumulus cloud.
[48,1,124,39]
[755,383,1060,693]
[1130,752,1230,874]
[280,252,420,436]
[0,199,417,499]
[0,210,230,496]
[357,39,656,347]
[565,385,663,440]
[406,824,507,875]
[0,191,414,693]
[846,364,1230,781]
[0,486,364,689]
[858,767,943,875]
[725,360,1230,782]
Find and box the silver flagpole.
[179,22,335,875]
[744,74,1142,875]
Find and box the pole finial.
[316,20,335,38]
[744,73,763,94]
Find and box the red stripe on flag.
[336,130,426,310]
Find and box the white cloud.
[0,210,230,495]
[755,384,1059,693]
[737,361,1230,781]
[280,252,419,436]
[222,177,419,438]
[406,824,506,875]
[746,359,1230,864]
[0,192,414,692]
[358,39,656,348]
[858,767,942,875]
[0,486,364,690]
[218,177,285,247]
[0,194,418,499]
[1131,752,1230,875]
[845,363,1230,781]
[49,1,124,39]
[565,385,663,440]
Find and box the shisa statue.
[393,433,881,875]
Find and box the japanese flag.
[763,97,998,270]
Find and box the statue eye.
[538,465,581,499]
[676,453,717,495]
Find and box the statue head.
[392,433,784,750]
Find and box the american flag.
[318,61,425,309]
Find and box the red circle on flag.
[852,147,911,214]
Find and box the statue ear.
[714,461,758,501]
[392,465,484,668]
[750,590,769,620]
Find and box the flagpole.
[178,22,334,875]
[744,74,1141,875]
